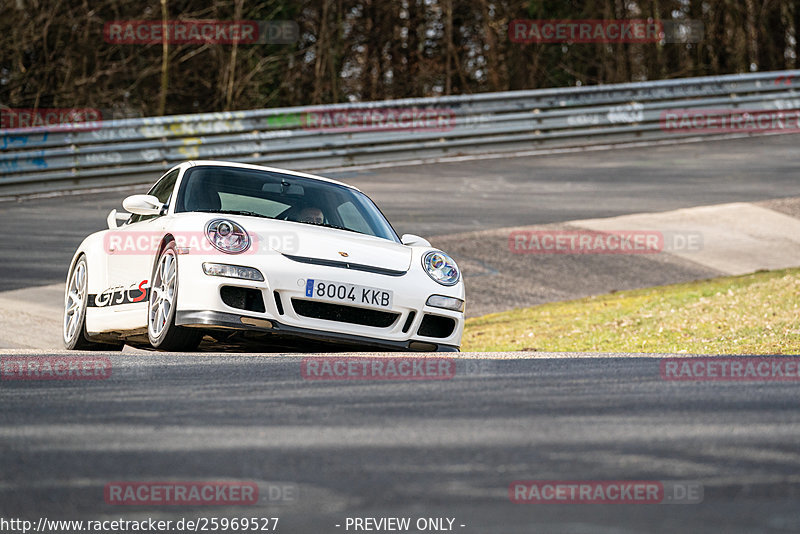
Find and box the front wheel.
[147,242,202,351]
[63,255,123,351]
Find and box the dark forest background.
[1,0,799,118]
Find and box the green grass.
[463,268,800,354]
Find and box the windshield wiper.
[199,209,273,220]
[300,221,360,234]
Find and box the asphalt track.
[1,351,799,533]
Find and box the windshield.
[174,166,399,242]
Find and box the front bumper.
[176,310,460,352]
[174,251,465,351]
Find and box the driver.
[298,206,324,224]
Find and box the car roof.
[183,160,361,192]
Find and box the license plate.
[305,279,393,309]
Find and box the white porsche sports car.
[63,161,465,352]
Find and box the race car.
[63,160,465,351]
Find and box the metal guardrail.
[2,70,799,195]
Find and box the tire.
[147,241,203,351]
[63,255,124,351]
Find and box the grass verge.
[463,267,800,354]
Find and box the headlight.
[202,263,264,281]
[422,250,460,286]
[205,218,250,253]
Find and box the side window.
[128,169,179,224]
[150,169,179,204]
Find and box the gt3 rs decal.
[88,280,149,307]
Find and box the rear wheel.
[147,242,202,351]
[63,256,124,351]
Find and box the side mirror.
[122,194,163,216]
[401,234,431,247]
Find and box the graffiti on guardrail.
[607,102,644,123]
[84,152,123,164]
[1,134,46,150]
[140,149,162,162]
[175,139,290,160]
[556,82,731,109]
[0,154,47,172]
[138,120,247,138]
[772,98,800,111]
[87,127,140,141]
[566,113,602,126]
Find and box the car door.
[101,169,180,327]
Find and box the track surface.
[2,134,800,292]
[1,352,799,533]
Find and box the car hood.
[250,219,413,273]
